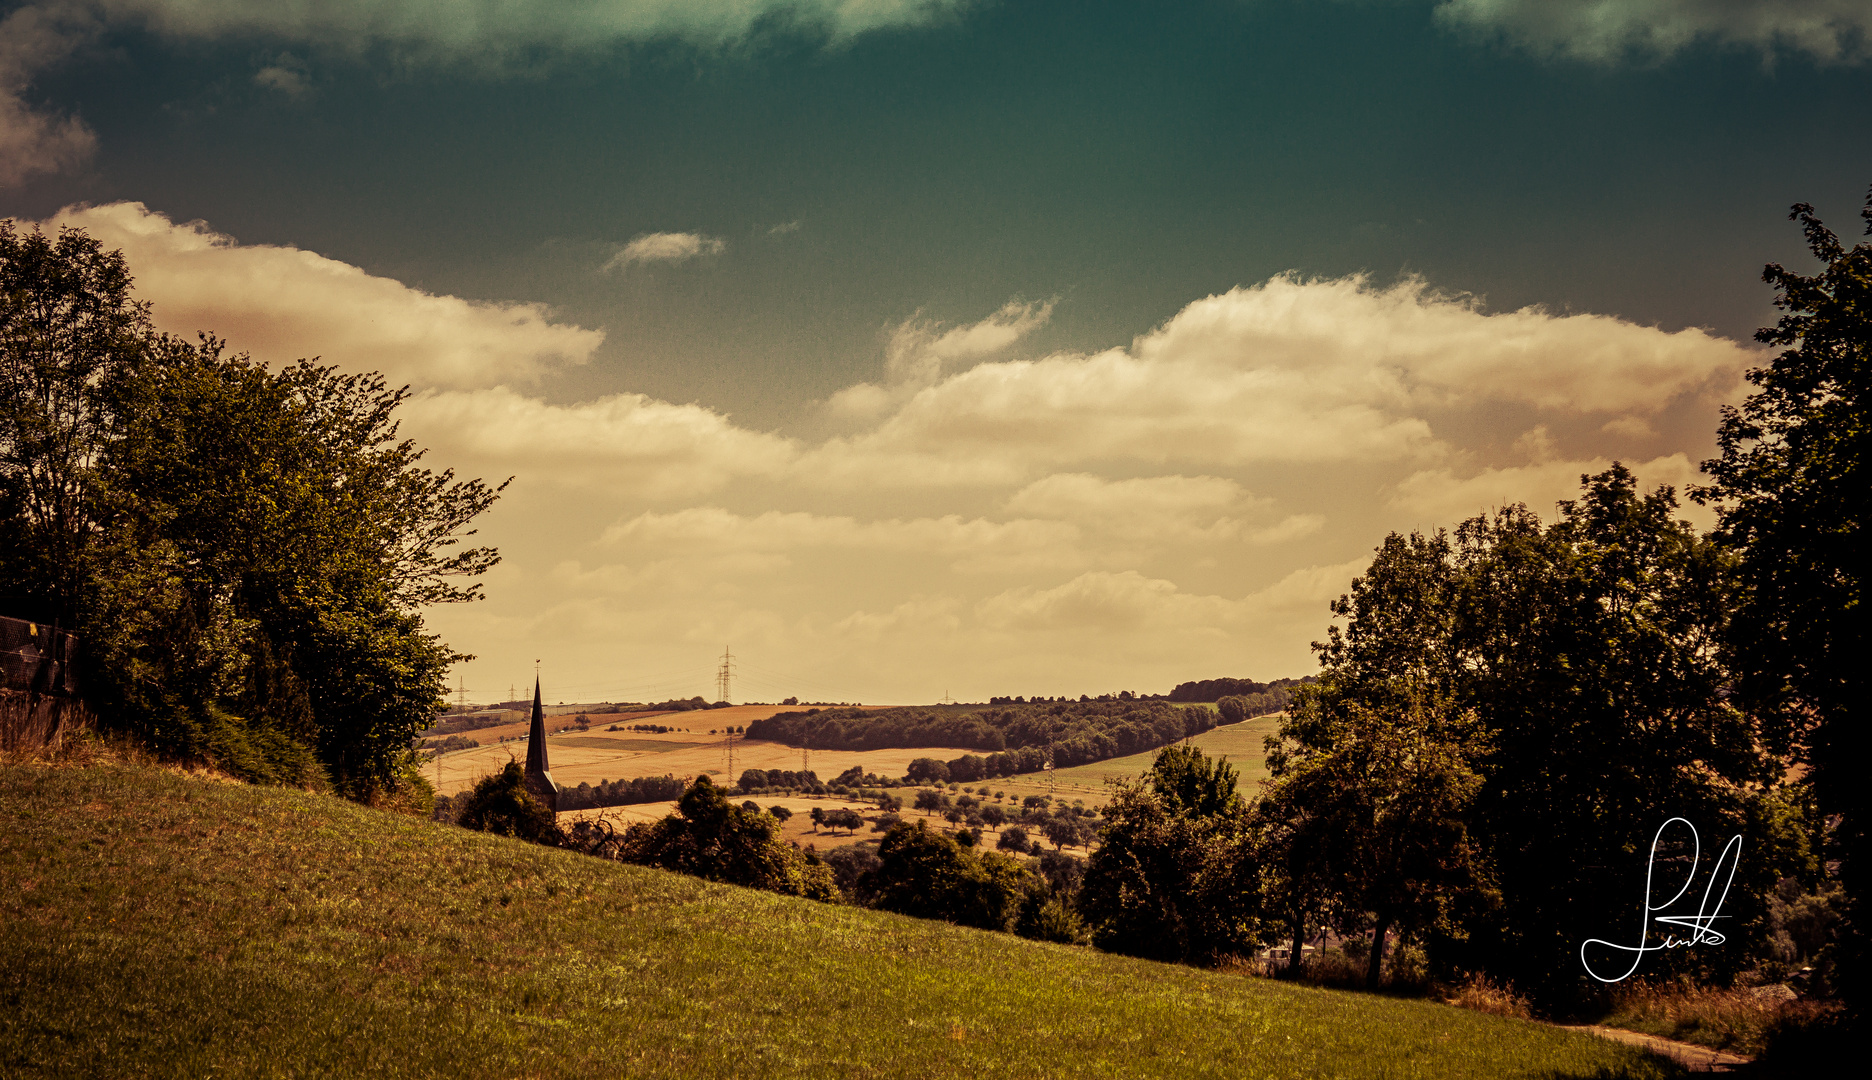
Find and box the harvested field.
[436,710,1286,822]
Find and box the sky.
[4,0,1871,706]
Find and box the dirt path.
[1560,1025,1751,1073]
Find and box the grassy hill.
[0,761,1679,1079]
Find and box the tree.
[768,805,793,824]
[0,221,146,624]
[825,808,863,834]
[906,757,950,783]
[981,804,1008,829]
[809,806,825,832]
[1268,469,1791,1001]
[1697,190,1872,1009]
[1,223,504,797]
[997,825,1031,853]
[1043,817,1083,851]
[615,775,837,901]
[1263,678,1491,988]
[455,761,558,844]
[1077,747,1266,964]
[913,789,944,816]
[863,821,1030,931]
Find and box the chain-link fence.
[1,615,85,752]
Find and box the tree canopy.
[1697,189,1871,1007]
[1,221,503,797]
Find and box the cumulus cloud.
[1388,452,1711,528]
[828,298,1054,419]
[807,274,1746,488]
[602,231,727,271]
[399,388,797,497]
[40,202,602,389]
[1004,472,1320,547]
[974,558,1366,634]
[603,507,1081,573]
[1435,0,1872,63]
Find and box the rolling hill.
[0,760,1677,1079]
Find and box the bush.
[614,775,837,901]
[454,762,558,844]
[822,844,881,905]
[862,821,1030,931]
[1015,890,1088,945]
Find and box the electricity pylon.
[715,646,735,704]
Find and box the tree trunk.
[1289,920,1306,978]
[1367,916,1393,989]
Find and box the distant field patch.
[990,715,1286,806]
[551,737,705,753]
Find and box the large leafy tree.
[0,222,148,622]
[1,221,504,797]
[1697,190,1872,1007]
[1458,469,1766,999]
[1271,468,1785,1002]
[1078,745,1266,964]
[1264,678,1492,989]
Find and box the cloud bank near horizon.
[1435,0,1872,64]
[22,200,1752,700]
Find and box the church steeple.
[524,676,558,811]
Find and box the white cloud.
[767,220,802,236]
[398,387,797,497]
[1388,452,1712,529]
[253,54,311,96]
[42,202,603,389]
[808,274,1745,489]
[603,506,1081,573]
[602,231,727,271]
[828,298,1054,419]
[975,559,1365,634]
[1435,0,1872,63]
[1010,472,1252,523]
[1004,472,1321,547]
[1132,273,1749,415]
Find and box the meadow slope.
[0,762,1680,1079]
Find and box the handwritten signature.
[1579,817,1743,983]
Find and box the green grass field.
[0,761,1680,1079]
[992,715,1285,806]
